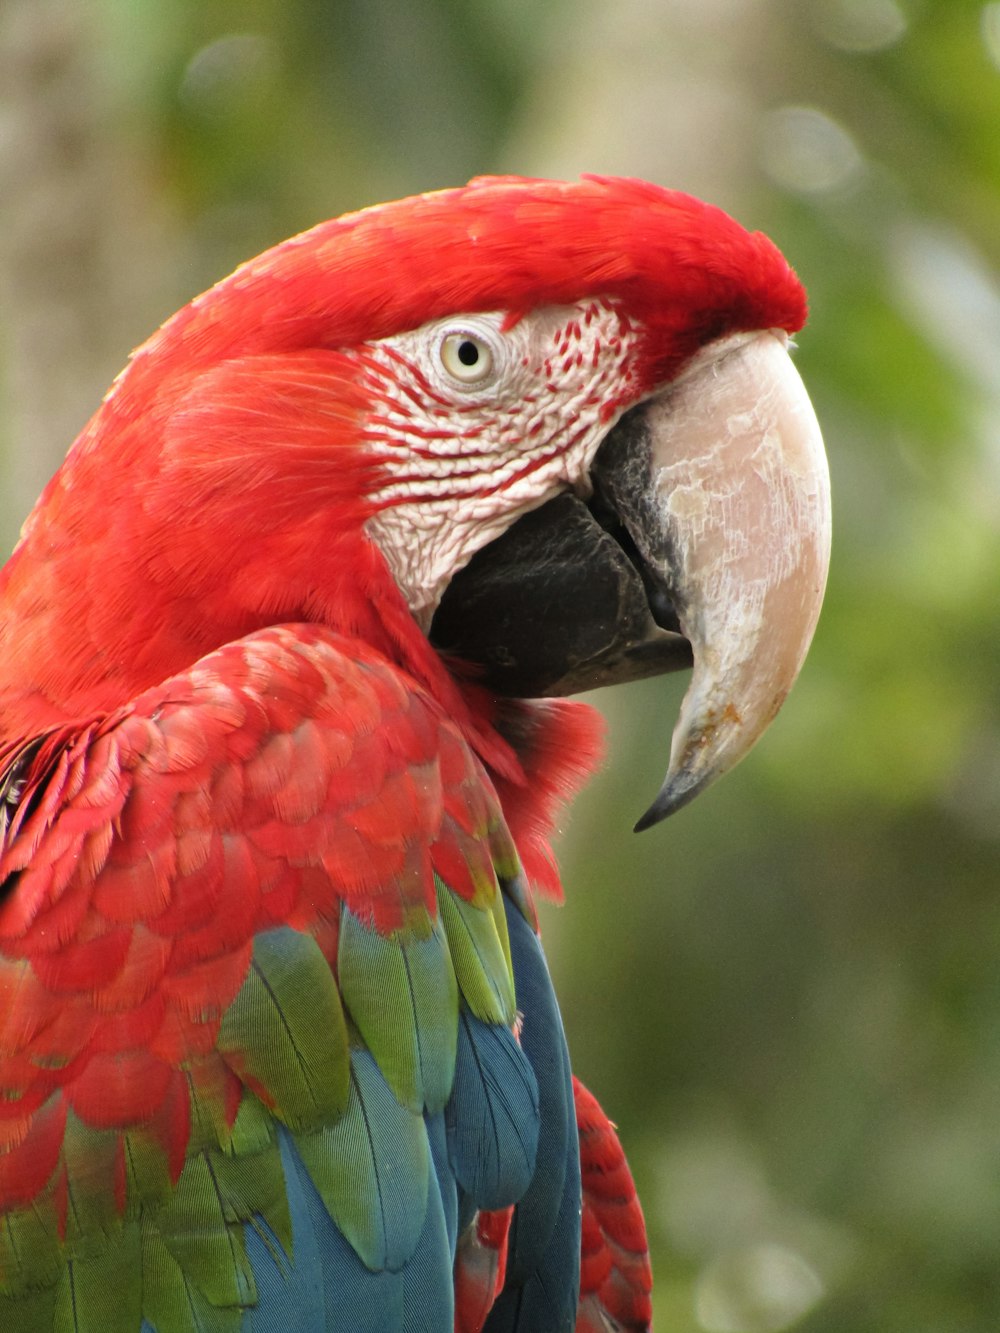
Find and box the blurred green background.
[1,1,998,1329]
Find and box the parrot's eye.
[439,330,497,386]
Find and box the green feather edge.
[54,1230,142,1333]
[218,927,350,1130]
[294,1048,430,1273]
[436,880,515,1026]
[153,1152,257,1310]
[338,907,458,1113]
[0,1176,64,1298]
[140,1213,243,1333]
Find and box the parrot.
[0,174,831,1332]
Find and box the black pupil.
[457,339,480,367]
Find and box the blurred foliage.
[1,1,998,1329]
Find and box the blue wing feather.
[188,889,574,1331]
[425,1111,458,1258]
[482,893,580,1332]
[447,1012,540,1212]
[240,1124,454,1332]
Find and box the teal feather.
[398,1157,452,1333]
[245,1124,453,1332]
[337,908,458,1113]
[242,1136,324,1332]
[483,896,580,1331]
[447,1012,539,1212]
[293,1049,430,1272]
[424,1112,457,1256]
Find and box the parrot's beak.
[592,332,831,828]
[430,331,830,828]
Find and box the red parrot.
[0,175,830,1331]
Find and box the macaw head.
[0,175,830,823]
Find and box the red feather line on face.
[356,295,637,512]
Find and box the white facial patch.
[359,300,638,625]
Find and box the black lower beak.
[429,429,692,700]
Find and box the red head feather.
[118,174,804,390]
[0,176,805,737]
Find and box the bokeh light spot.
[695,1243,825,1333]
[983,4,1000,72]
[179,34,277,116]
[815,0,908,53]
[760,105,864,196]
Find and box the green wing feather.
[337,908,459,1114]
[436,880,516,1025]
[154,1152,258,1310]
[140,1217,242,1333]
[0,1180,63,1292]
[54,1237,143,1333]
[293,1048,430,1272]
[217,927,350,1130]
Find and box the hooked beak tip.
[632,722,737,831]
[624,330,830,830]
[633,783,692,832]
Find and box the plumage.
[575,1078,653,1333]
[0,627,524,1326]
[446,1014,538,1213]
[217,928,351,1129]
[0,174,829,1329]
[337,907,458,1114]
[481,902,579,1333]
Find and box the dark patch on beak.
[429,417,692,701]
